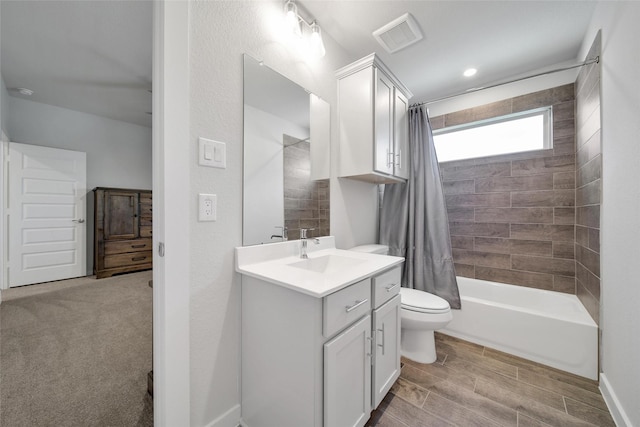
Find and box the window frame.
[432,106,553,162]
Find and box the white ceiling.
[1,1,597,129]
[302,0,597,103]
[1,1,152,128]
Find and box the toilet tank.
[349,244,389,255]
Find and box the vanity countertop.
[235,236,404,298]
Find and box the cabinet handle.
[386,149,394,169]
[131,244,146,248]
[72,219,85,223]
[377,324,386,355]
[385,283,399,292]
[132,256,146,261]
[345,299,368,313]
[395,149,402,169]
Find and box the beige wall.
[432,84,577,293]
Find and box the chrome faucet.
[270,226,288,242]
[300,228,320,259]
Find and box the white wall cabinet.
[241,265,402,427]
[337,54,412,184]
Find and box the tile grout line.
[419,390,430,409]
[563,396,569,414]
[441,354,448,365]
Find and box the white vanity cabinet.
[337,53,412,184]
[240,264,402,427]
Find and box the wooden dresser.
[94,187,152,279]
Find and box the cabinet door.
[104,191,139,240]
[393,90,409,180]
[324,315,372,427]
[372,295,401,408]
[374,70,394,176]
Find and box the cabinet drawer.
[140,226,152,237]
[373,266,401,309]
[140,204,152,218]
[104,238,153,255]
[323,279,371,338]
[104,251,153,269]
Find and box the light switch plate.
[198,193,217,221]
[199,137,226,168]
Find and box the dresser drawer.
[104,238,153,255]
[140,226,152,237]
[372,266,401,309]
[140,204,152,218]
[323,279,371,338]
[140,193,152,204]
[104,251,153,269]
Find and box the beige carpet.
[1,271,153,426]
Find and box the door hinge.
[158,242,165,257]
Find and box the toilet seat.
[400,288,450,314]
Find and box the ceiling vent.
[373,13,423,54]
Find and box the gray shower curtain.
[380,105,461,309]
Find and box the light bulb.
[309,21,326,59]
[284,0,302,37]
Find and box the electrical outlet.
[198,193,217,221]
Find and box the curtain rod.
[411,56,599,108]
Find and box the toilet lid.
[400,288,450,313]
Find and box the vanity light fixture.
[283,0,326,59]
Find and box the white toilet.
[350,244,453,364]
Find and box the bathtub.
[441,276,598,380]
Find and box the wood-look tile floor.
[367,333,614,427]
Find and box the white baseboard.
[600,373,633,427]
[204,404,242,427]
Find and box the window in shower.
[432,106,552,163]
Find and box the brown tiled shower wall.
[431,84,579,295]
[574,33,602,324]
[283,136,330,241]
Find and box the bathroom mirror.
[243,54,330,246]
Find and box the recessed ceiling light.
[463,68,477,77]
[16,87,34,96]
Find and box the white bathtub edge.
[439,327,598,381]
[600,373,633,427]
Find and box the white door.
[9,142,87,287]
[372,295,401,408]
[324,314,372,427]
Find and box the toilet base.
[401,329,437,364]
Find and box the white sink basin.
[288,254,366,274]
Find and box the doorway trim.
[153,1,191,425]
